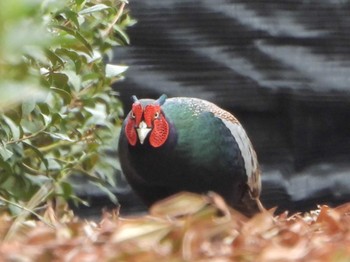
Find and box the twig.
[6,127,47,145]
[1,184,55,241]
[101,1,127,38]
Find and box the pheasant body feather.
[118,95,261,216]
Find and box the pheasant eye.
[154,112,160,119]
[130,111,136,119]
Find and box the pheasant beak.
[136,121,151,144]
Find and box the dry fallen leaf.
[0,193,350,261]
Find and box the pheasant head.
[125,94,169,147]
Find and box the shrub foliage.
[0,0,134,215]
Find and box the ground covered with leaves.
[0,192,350,261]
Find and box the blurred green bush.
[0,0,134,216]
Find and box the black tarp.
[75,0,350,217]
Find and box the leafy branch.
[0,0,135,218]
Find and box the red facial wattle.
[144,104,169,147]
[125,119,137,146]
[131,103,143,126]
[143,104,160,127]
[149,116,169,147]
[125,103,143,146]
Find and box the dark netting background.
[75,1,350,217]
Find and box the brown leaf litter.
[0,192,350,261]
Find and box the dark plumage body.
[118,96,261,216]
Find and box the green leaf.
[92,181,118,204]
[45,132,75,142]
[37,103,50,115]
[22,142,48,170]
[46,158,61,170]
[0,142,13,161]
[120,13,137,28]
[64,70,82,91]
[113,25,130,45]
[45,49,65,68]
[40,113,52,127]
[20,117,44,133]
[79,4,110,15]
[50,72,69,88]
[2,116,20,141]
[49,113,63,127]
[51,24,76,36]
[105,64,128,78]
[22,99,36,117]
[55,48,84,73]
[61,9,80,28]
[74,30,93,54]
[82,152,99,170]
[59,181,73,199]
[0,159,13,176]
[85,104,108,125]
[52,25,92,54]
[50,87,72,104]
[74,0,85,6]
